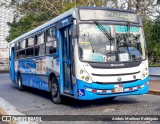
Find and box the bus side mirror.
[72,25,79,38]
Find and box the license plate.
[114,85,123,92]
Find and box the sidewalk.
[149,80,160,95]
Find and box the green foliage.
[6,11,52,42]
[143,16,160,64]
[6,0,81,42]
[149,64,160,67]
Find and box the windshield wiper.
[93,20,113,41]
[93,20,114,59]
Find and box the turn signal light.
[81,76,85,79]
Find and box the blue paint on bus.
[76,76,149,100]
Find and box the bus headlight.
[85,76,90,82]
[141,68,148,78]
[80,70,92,83]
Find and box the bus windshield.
[78,24,146,62]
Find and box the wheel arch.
[16,71,21,84]
[48,72,59,92]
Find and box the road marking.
[0,97,23,115]
[103,108,116,113]
[0,97,38,124]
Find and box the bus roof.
[9,8,76,45]
[9,6,136,45]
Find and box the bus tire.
[18,73,24,91]
[50,77,61,104]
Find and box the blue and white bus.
[9,7,149,104]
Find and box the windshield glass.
[78,24,146,62]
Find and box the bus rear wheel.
[51,77,61,104]
[18,73,24,91]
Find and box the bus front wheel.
[18,74,24,91]
[51,77,61,104]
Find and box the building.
[0,48,9,70]
[0,6,14,48]
[0,5,14,70]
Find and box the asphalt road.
[0,73,160,123]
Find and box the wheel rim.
[52,83,58,97]
[18,77,21,88]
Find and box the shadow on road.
[11,85,139,109]
[61,96,139,109]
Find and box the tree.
[5,0,119,42]
[5,0,77,42]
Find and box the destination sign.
[79,10,138,23]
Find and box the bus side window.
[35,45,45,56]
[26,47,34,58]
[35,32,45,56]
[15,42,19,51]
[19,50,25,58]
[37,32,45,45]
[46,27,57,55]
[18,40,26,59]
[19,40,25,50]
[34,35,38,45]
[27,37,34,47]
[15,52,19,60]
[26,37,34,58]
[14,42,19,60]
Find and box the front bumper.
[75,76,149,100]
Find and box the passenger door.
[10,47,15,81]
[61,26,73,94]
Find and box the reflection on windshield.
[79,24,146,62]
[116,33,142,61]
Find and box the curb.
[0,108,15,124]
[0,97,37,124]
[149,90,160,95]
[149,75,160,77]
